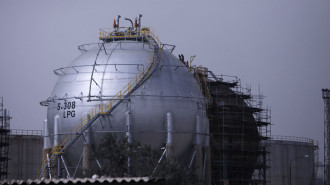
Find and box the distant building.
[266,136,316,185]
[7,130,43,180]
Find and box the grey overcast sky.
[0,0,329,160]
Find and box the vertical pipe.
[43,119,51,149]
[194,115,203,180]
[83,127,92,177]
[166,112,173,144]
[166,112,175,160]
[42,119,51,178]
[126,111,132,175]
[54,115,60,146]
[116,15,121,32]
[126,111,132,144]
[54,115,60,178]
[138,14,142,33]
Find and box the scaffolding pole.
[0,97,10,180]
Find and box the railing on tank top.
[38,28,162,178]
[271,135,314,144]
[10,129,43,136]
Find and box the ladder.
[38,30,162,179]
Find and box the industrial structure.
[7,130,43,180]
[0,97,11,180]
[0,99,43,181]
[0,15,324,185]
[0,14,325,185]
[39,14,209,181]
[266,136,316,185]
[32,15,271,185]
[323,89,330,185]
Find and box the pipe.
[54,115,61,178]
[137,14,142,34]
[43,119,51,149]
[126,111,132,175]
[166,112,175,160]
[116,15,121,32]
[126,111,132,144]
[166,112,173,144]
[42,119,52,178]
[82,127,92,176]
[125,18,133,28]
[40,119,52,178]
[54,115,60,146]
[193,115,203,179]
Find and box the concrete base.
[165,143,175,162]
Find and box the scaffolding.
[323,89,330,185]
[0,97,10,180]
[193,68,271,185]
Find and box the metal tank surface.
[266,136,316,185]
[41,15,209,179]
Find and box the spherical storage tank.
[41,15,210,178]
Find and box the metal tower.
[0,97,10,180]
[323,89,330,185]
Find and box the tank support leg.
[152,148,166,176]
[189,149,197,169]
[46,153,52,179]
[73,151,83,178]
[61,156,71,178]
[95,157,102,169]
[57,156,61,178]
